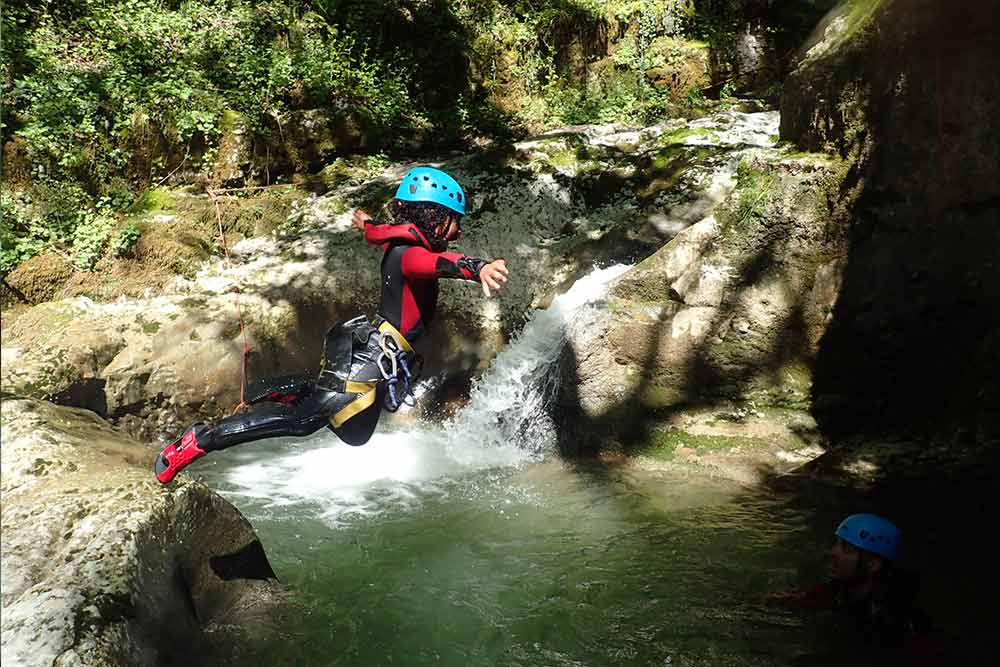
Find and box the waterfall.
[442,263,631,459]
[216,264,631,521]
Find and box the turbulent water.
[208,264,629,524]
[191,254,992,666]
[192,264,862,666]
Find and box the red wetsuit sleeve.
[900,633,948,667]
[400,246,488,282]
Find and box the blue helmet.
[835,513,900,561]
[394,166,466,215]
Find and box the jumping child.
[154,167,509,483]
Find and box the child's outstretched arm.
[352,209,372,232]
[401,247,510,298]
[478,259,508,297]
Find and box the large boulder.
[280,109,369,174]
[781,0,1000,439]
[557,149,849,453]
[0,398,286,666]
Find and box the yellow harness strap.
[329,321,413,429]
[330,380,378,428]
[378,320,413,353]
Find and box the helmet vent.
[409,184,417,194]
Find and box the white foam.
[218,264,631,522]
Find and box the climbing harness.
[376,321,422,412]
[314,317,420,435]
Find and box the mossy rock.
[132,220,212,277]
[129,188,175,214]
[3,251,76,305]
[636,426,772,460]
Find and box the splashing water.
[441,263,631,459]
[211,264,631,522]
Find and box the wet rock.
[1,110,781,441]
[0,398,286,666]
[781,0,1000,438]
[558,149,849,452]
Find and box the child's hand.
[480,259,509,297]
[352,209,372,231]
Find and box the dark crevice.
[209,540,278,582]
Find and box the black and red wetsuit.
[364,220,487,342]
[186,221,489,455]
[775,574,946,666]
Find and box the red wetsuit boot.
[155,425,210,484]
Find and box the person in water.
[154,166,510,484]
[767,513,944,665]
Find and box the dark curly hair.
[388,199,461,251]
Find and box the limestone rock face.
[1,110,777,440]
[281,108,368,173]
[558,151,848,451]
[0,398,286,667]
[781,0,1000,437]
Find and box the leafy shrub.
[1,190,46,275]
[111,223,142,258]
[70,212,113,270]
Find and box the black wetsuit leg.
[200,388,345,452]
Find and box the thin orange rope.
[207,187,253,414]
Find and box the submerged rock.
[0,398,286,666]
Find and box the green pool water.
[195,432,869,667]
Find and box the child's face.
[830,537,862,581]
[830,537,883,582]
[434,216,461,243]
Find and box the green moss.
[547,147,578,169]
[638,383,687,409]
[801,0,883,65]
[179,297,207,309]
[657,126,715,147]
[637,427,771,460]
[130,189,175,214]
[219,109,246,133]
[136,315,160,334]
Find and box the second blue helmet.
[394,166,466,215]
[835,513,900,561]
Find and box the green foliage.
[3,1,421,186]
[111,223,142,258]
[1,190,47,275]
[70,212,113,270]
